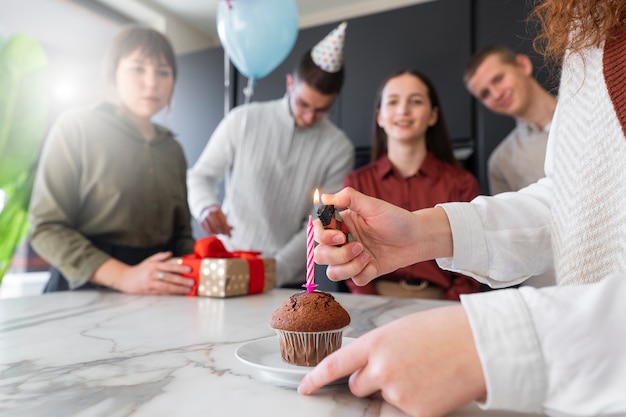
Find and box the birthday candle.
[303,194,318,292]
[302,216,318,292]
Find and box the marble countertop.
[0,289,541,417]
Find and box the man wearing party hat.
[188,22,354,288]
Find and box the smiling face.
[115,49,174,121]
[465,53,533,118]
[376,73,438,145]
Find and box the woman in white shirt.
[299,1,626,416]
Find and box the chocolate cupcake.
[269,291,351,366]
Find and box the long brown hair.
[531,0,626,63]
[370,69,459,166]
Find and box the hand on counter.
[298,304,486,417]
[91,252,194,295]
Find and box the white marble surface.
[0,271,48,299]
[0,290,541,417]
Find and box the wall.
[234,0,472,149]
[165,47,226,166]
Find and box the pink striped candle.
[303,215,317,292]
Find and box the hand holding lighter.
[316,204,354,244]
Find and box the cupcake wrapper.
[273,328,346,366]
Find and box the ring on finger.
[157,271,165,280]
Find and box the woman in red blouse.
[343,69,480,300]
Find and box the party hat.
[311,21,347,73]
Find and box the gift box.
[170,236,275,298]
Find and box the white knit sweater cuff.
[435,202,489,277]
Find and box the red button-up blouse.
[343,152,481,300]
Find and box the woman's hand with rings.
[92,252,195,295]
[107,252,194,294]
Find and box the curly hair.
[531,0,626,63]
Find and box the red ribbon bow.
[181,236,266,296]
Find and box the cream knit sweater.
[552,28,626,285]
[187,96,354,287]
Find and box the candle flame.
[313,189,320,205]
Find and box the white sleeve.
[437,104,561,288]
[436,177,553,288]
[273,130,354,286]
[186,110,238,220]
[461,273,626,416]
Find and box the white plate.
[235,336,355,387]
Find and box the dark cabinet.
[239,0,472,151]
[472,0,557,192]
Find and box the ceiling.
[0,0,431,56]
[0,0,430,111]
[143,0,432,52]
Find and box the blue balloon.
[217,0,299,80]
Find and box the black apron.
[43,240,172,292]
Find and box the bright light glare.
[53,79,78,104]
[0,189,6,213]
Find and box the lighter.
[316,204,354,244]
